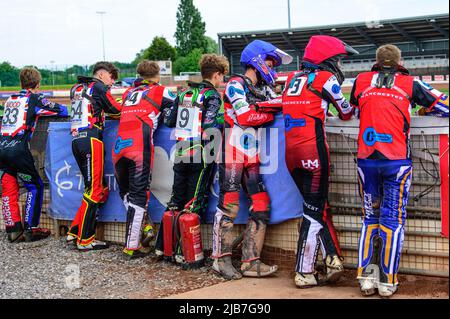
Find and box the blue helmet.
[240,40,293,86]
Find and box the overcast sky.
[0,0,448,68]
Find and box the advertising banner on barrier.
[44,114,303,224]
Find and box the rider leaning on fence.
[211,40,293,280]
[350,44,449,298]
[66,62,122,252]
[260,35,359,288]
[0,67,68,243]
[155,54,229,258]
[113,60,176,259]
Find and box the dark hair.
[136,60,160,78]
[92,61,119,80]
[200,54,229,79]
[20,67,41,89]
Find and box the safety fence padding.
[1,116,448,277]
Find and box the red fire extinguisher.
[162,207,180,261]
[177,211,204,269]
[173,198,205,269]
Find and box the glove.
[416,107,428,116]
[255,98,283,113]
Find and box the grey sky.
[0,0,448,68]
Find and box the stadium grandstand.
[218,14,449,80]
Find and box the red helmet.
[303,35,359,65]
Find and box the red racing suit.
[0,90,68,234]
[212,74,276,262]
[68,76,122,247]
[112,79,175,250]
[265,69,353,274]
[350,64,448,286]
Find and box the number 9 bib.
[174,95,202,140]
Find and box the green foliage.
[174,0,208,56]
[172,48,203,75]
[133,37,176,65]
[205,36,219,54]
[0,62,20,87]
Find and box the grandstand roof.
[218,14,449,54]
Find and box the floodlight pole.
[287,0,291,29]
[96,11,106,60]
[50,60,55,87]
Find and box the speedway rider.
[350,44,448,297]
[212,40,293,279]
[156,54,229,261]
[259,35,358,287]
[0,67,68,242]
[66,62,122,251]
[113,60,175,259]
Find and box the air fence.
[0,114,448,278]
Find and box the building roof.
[218,14,449,54]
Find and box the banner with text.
[44,114,303,224]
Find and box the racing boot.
[212,256,242,280]
[141,224,156,248]
[294,272,321,288]
[358,236,381,296]
[6,222,24,243]
[66,233,78,246]
[77,240,109,252]
[241,217,278,278]
[240,259,278,278]
[378,283,398,298]
[359,277,377,296]
[24,227,51,242]
[7,230,24,243]
[324,255,344,283]
[123,246,150,260]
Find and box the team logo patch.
[114,136,134,154]
[228,86,236,98]
[18,173,32,182]
[227,84,245,98]
[234,101,247,110]
[332,84,341,94]
[284,114,306,132]
[363,127,393,146]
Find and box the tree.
[172,48,203,75]
[205,36,219,54]
[174,0,208,56]
[133,36,177,65]
[0,62,20,87]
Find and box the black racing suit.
[68,76,122,247]
[155,80,223,253]
[0,90,68,234]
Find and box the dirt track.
[166,270,449,299]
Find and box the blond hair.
[20,67,41,89]
[199,54,229,79]
[376,44,401,67]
